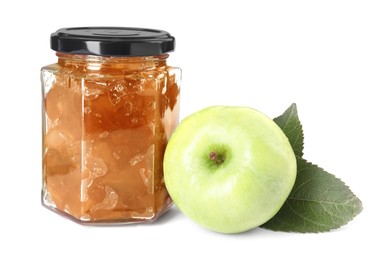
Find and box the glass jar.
[41,27,181,224]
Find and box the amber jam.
[41,27,180,223]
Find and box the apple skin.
[163,106,296,233]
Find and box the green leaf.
[274,103,304,157]
[261,158,363,233]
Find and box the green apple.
[163,106,297,233]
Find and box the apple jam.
[41,27,181,223]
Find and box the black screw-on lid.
[51,27,175,57]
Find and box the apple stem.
[209,152,224,165]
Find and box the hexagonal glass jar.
[41,27,181,224]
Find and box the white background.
[1,0,373,259]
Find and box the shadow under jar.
[41,27,181,224]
